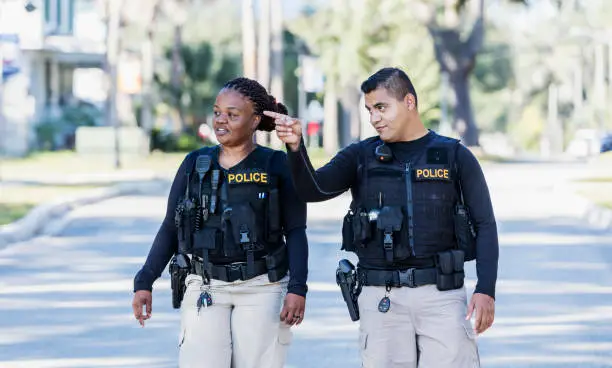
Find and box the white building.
[1,0,106,156]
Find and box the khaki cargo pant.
[358,284,480,368]
[178,274,292,368]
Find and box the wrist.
[288,142,300,152]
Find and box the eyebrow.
[213,105,242,111]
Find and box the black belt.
[192,258,268,282]
[358,267,437,288]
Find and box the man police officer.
[267,67,498,367]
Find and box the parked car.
[601,133,612,153]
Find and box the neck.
[399,118,429,142]
[220,140,256,159]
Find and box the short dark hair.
[360,67,418,107]
[221,77,288,132]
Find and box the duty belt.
[192,258,267,282]
[358,267,437,288]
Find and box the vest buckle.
[383,230,393,249]
[239,225,251,244]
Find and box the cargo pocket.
[462,321,481,368]
[359,331,368,351]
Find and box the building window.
[45,0,75,35]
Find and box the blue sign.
[1,34,21,80]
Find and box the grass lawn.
[0,184,104,226]
[0,203,35,226]
[573,177,612,210]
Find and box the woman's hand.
[280,293,306,326]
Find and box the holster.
[169,254,191,309]
[335,259,361,321]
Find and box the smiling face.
[212,89,261,147]
[364,87,416,143]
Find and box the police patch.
[227,170,268,185]
[413,165,452,182]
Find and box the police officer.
[132,77,309,368]
[268,67,498,368]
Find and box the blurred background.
[1,0,612,367]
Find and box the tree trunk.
[429,0,484,146]
[449,71,479,146]
[255,0,271,146]
[171,24,186,133]
[241,0,257,79]
[340,87,361,145]
[269,0,284,149]
[140,0,161,136]
[323,84,339,155]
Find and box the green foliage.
[508,100,546,151]
[290,0,441,126]
[34,102,103,151]
[155,40,241,127]
[149,127,204,152]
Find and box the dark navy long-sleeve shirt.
[134,146,309,297]
[286,131,499,299]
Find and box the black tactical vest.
[341,133,460,266]
[175,146,285,274]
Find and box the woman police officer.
[132,77,309,368]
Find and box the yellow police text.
[415,168,449,180]
[228,172,268,184]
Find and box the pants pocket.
[278,324,293,345]
[178,327,186,348]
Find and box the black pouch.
[341,211,356,251]
[358,212,371,245]
[436,250,465,291]
[454,203,477,261]
[376,206,403,263]
[228,203,259,247]
[266,246,289,282]
[267,188,281,235]
[193,228,220,252]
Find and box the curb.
[0,179,170,249]
[554,182,612,231]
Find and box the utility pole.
[105,0,121,169]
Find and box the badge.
[378,296,390,313]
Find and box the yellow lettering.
[416,169,423,178]
[261,173,268,183]
[443,169,449,179]
[228,174,235,183]
[236,174,243,183]
[253,173,260,182]
[435,169,443,178]
[423,169,430,178]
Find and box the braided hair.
[221,77,288,132]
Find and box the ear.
[404,94,416,111]
[251,115,261,130]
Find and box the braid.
[222,77,288,132]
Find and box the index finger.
[263,110,288,120]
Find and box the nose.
[370,110,381,124]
